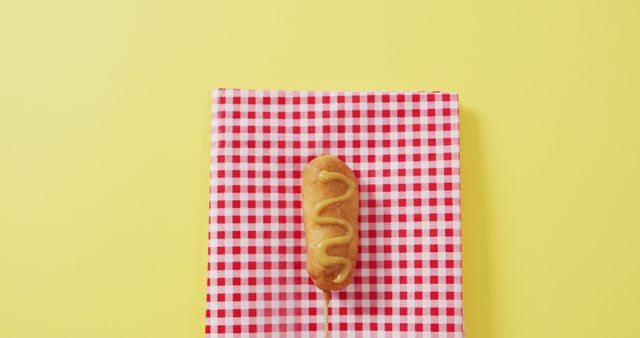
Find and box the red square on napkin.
[207,89,462,337]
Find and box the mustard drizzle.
[311,170,356,284]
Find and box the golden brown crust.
[302,154,359,291]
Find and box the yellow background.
[1,0,639,337]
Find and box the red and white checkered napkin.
[207,89,462,338]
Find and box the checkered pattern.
[207,89,462,337]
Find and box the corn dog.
[302,154,359,291]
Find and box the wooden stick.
[323,290,330,338]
